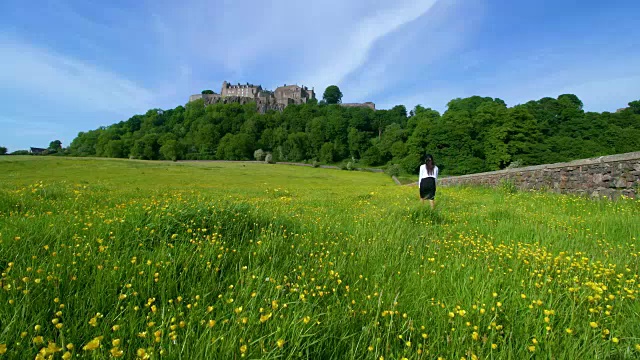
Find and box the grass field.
[0,156,639,359]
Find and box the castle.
[189,81,375,112]
[189,81,316,113]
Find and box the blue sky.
[1,0,639,152]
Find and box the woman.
[418,154,439,209]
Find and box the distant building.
[274,84,316,106]
[221,81,263,98]
[189,81,375,112]
[30,147,46,154]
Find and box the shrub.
[346,161,354,171]
[499,178,518,194]
[506,159,523,169]
[265,153,274,164]
[311,159,319,168]
[399,153,421,174]
[254,149,266,161]
[385,164,401,178]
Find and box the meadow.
[0,156,639,359]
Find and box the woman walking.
[418,154,439,209]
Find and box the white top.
[418,164,439,184]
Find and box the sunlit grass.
[0,156,639,359]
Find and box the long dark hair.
[424,154,435,176]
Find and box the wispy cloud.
[340,0,485,103]
[0,35,154,114]
[298,0,440,92]
[148,0,458,95]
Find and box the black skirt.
[419,177,436,200]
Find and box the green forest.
[67,91,640,176]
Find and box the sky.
[1,0,639,152]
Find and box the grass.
[0,156,639,359]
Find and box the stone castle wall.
[192,94,285,113]
[341,102,376,110]
[439,152,640,199]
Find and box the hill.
[67,95,640,176]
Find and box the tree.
[628,100,640,114]
[104,140,126,158]
[284,132,310,161]
[202,90,215,94]
[131,134,160,160]
[319,143,336,163]
[322,85,343,104]
[48,140,62,152]
[216,133,254,160]
[0,146,7,155]
[160,139,182,161]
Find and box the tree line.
[65,88,640,176]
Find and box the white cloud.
[339,0,485,103]
[148,0,450,95]
[299,0,440,91]
[0,35,154,114]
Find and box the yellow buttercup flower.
[110,347,124,357]
[260,312,272,323]
[82,336,103,351]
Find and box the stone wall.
[439,152,640,199]
[192,94,286,113]
[341,102,376,110]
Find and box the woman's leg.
[429,199,435,209]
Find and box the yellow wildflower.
[82,336,103,351]
[260,312,272,323]
[110,347,124,357]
